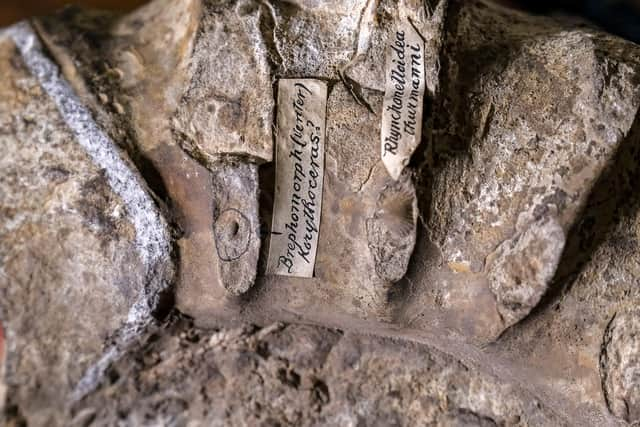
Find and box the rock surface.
[172,0,274,163]
[0,26,173,426]
[406,0,640,341]
[1,0,640,426]
[72,316,563,427]
[601,309,640,424]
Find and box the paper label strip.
[267,79,327,277]
[380,19,426,180]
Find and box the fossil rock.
[601,309,640,424]
[2,0,640,425]
[403,0,640,341]
[169,1,272,293]
[211,161,261,294]
[493,72,640,426]
[366,172,418,282]
[0,27,173,425]
[487,216,565,328]
[73,317,564,426]
[172,0,273,163]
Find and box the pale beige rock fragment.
[600,309,640,423]
[270,0,370,78]
[211,162,260,294]
[172,0,274,163]
[169,0,272,294]
[487,216,565,328]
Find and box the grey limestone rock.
[0,26,173,426]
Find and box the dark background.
[1,0,639,43]
[0,0,146,26]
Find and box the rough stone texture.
[493,82,640,426]
[600,309,640,424]
[366,172,418,282]
[345,0,447,99]
[487,216,565,328]
[401,0,640,341]
[172,0,274,163]
[2,0,640,425]
[0,321,4,414]
[31,0,437,318]
[211,162,261,295]
[304,84,419,317]
[271,0,369,79]
[0,31,173,426]
[72,316,563,427]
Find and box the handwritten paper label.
[267,79,327,277]
[381,19,426,180]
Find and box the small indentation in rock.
[277,368,301,389]
[312,378,330,406]
[213,208,251,262]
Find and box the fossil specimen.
[1,0,640,425]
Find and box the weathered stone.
[0,26,173,426]
[401,0,640,341]
[600,309,640,423]
[271,0,370,78]
[487,216,565,328]
[490,81,640,427]
[344,0,447,98]
[211,161,261,294]
[3,0,640,425]
[73,317,564,426]
[366,171,418,282]
[172,0,274,163]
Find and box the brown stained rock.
[73,317,564,426]
[600,309,640,423]
[31,0,640,339]
[109,0,273,296]
[35,0,428,313]
[297,83,418,316]
[0,34,172,426]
